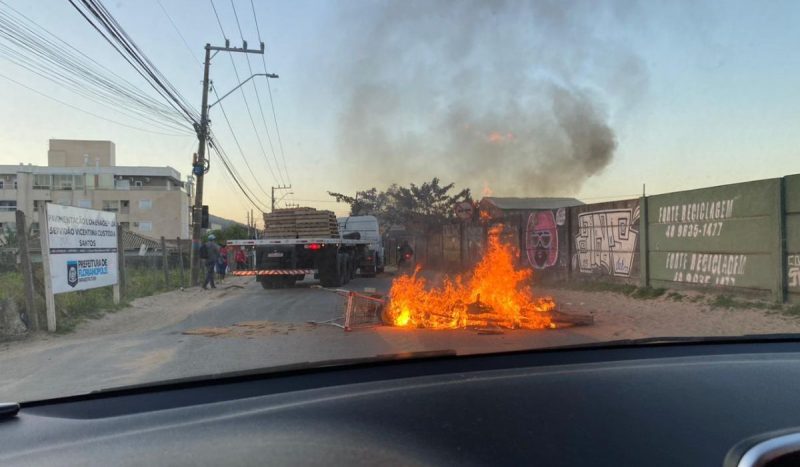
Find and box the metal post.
[639,196,650,288]
[117,224,126,299]
[16,210,37,331]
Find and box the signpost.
[39,203,119,332]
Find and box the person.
[217,244,228,281]
[235,246,247,270]
[397,240,414,266]
[202,234,220,290]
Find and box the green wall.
[645,178,784,298]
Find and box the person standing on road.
[217,244,228,282]
[202,234,220,290]
[235,246,247,270]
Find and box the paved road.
[0,274,603,402]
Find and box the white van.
[337,215,384,275]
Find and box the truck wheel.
[260,277,277,289]
[280,277,296,288]
[341,255,351,285]
[319,252,343,288]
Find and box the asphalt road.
[0,273,602,402]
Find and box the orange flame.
[387,225,555,330]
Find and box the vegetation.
[328,177,472,234]
[203,223,250,243]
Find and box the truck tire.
[341,255,351,285]
[260,276,278,289]
[319,251,343,288]
[280,277,296,288]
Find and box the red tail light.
[305,243,322,250]
[404,253,411,259]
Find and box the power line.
[211,0,283,186]
[67,0,200,127]
[208,136,268,211]
[155,0,201,66]
[232,0,286,186]
[250,0,291,185]
[0,71,191,136]
[0,2,194,132]
[212,86,271,198]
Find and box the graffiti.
[574,208,639,277]
[665,252,747,286]
[789,255,800,288]
[525,211,558,269]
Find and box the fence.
[410,174,800,303]
[0,219,234,333]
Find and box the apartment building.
[0,139,191,239]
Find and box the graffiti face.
[526,211,558,269]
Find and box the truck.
[228,209,381,289]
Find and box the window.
[30,222,39,235]
[53,174,74,190]
[139,199,152,210]
[137,221,152,232]
[0,200,16,212]
[0,180,4,189]
[102,200,120,212]
[78,199,92,208]
[98,174,114,189]
[121,200,130,214]
[33,174,51,189]
[73,175,84,189]
[134,180,143,188]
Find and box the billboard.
[44,203,119,294]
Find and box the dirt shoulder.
[540,286,800,340]
[0,276,250,356]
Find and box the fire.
[387,225,556,330]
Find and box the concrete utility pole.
[191,40,271,286]
[271,185,291,212]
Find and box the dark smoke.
[333,0,646,195]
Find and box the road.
[0,273,604,402]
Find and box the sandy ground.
[540,287,800,340]
[0,276,250,357]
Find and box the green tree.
[204,223,250,243]
[329,178,472,233]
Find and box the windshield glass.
[0,0,799,402]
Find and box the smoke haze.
[333,0,647,196]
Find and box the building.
[479,196,584,221]
[0,139,192,239]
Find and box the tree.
[329,178,472,234]
[204,223,249,243]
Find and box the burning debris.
[386,225,559,330]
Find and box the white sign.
[45,204,119,294]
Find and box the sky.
[0,0,799,224]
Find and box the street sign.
[40,203,120,331]
[455,201,474,221]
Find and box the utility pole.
[190,40,270,286]
[271,185,291,212]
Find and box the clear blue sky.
[0,0,798,222]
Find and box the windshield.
[0,0,798,402]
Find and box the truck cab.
[337,215,384,276]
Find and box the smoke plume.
[333,0,647,196]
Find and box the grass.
[666,291,685,302]
[0,267,189,334]
[708,294,785,313]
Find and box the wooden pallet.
[263,207,339,239]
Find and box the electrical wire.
[230,0,286,186]
[250,0,291,185]
[155,0,201,66]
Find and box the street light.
[208,73,279,109]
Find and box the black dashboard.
[4,339,800,466]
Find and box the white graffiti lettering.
[575,208,639,278]
[658,199,734,224]
[789,255,800,288]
